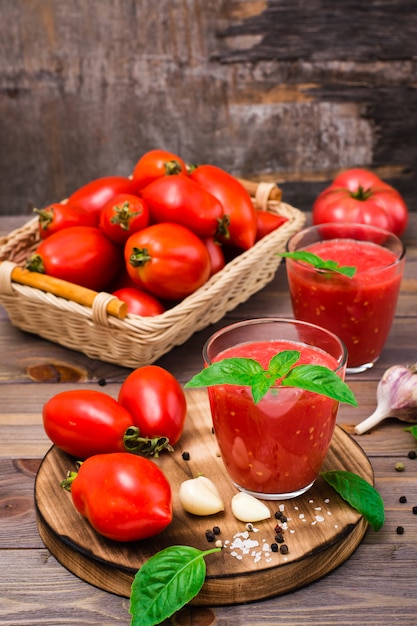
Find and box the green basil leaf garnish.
[321,470,385,531]
[280,251,357,277]
[130,545,221,626]
[185,350,357,407]
[404,425,417,440]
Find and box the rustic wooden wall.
[1,0,416,216]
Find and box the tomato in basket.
[67,176,140,224]
[255,210,288,242]
[112,286,165,316]
[26,226,123,291]
[141,173,227,239]
[99,193,150,245]
[132,148,187,189]
[35,202,97,238]
[203,237,226,277]
[189,164,258,250]
[124,222,211,300]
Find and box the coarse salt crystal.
[315,515,325,523]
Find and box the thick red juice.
[286,239,403,369]
[208,339,340,497]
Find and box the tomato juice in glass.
[203,319,347,500]
[286,223,405,373]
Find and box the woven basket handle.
[0,261,128,320]
[237,178,282,209]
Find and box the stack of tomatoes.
[44,365,187,542]
[28,150,288,315]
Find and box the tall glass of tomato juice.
[203,318,348,500]
[285,223,405,373]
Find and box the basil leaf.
[281,251,357,278]
[321,470,385,531]
[130,545,220,626]
[282,364,358,406]
[185,357,263,388]
[268,350,300,377]
[251,372,274,404]
[404,425,417,440]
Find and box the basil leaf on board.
[404,425,417,440]
[321,470,385,531]
[130,545,220,626]
[280,250,357,278]
[185,350,357,406]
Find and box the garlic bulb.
[355,364,417,435]
[179,476,224,516]
[231,492,271,523]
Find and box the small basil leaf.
[251,372,274,404]
[268,350,300,378]
[280,251,357,278]
[321,470,385,531]
[282,364,358,406]
[185,357,263,389]
[404,425,417,440]
[130,545,220,626]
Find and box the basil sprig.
[321,470,385,531]
[129,545,220,626]
[280,250,357,277]
[185,350,357,406]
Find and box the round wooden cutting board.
[35,389,372,606]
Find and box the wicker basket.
[0,182,305,368]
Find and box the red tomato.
[203,237,226,277]
[64,452,172,542]
[189,164,257,250]
[118,365,187,446]
[35,202,97,239]
[141,174,225,238]
[132,148,187,189]
[26,226,123,291]
[112,286,165,316]
[312,168,409,237]
[255,211,288,242]
[43,390,135,459]
[99,193,150,245]
[67,176,140,225]
[124,222,211,300]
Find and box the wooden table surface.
[1,213,417,626]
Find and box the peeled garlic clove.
[231,492,271,523]
[179,475,224,516]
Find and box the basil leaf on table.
[321,470,385,531]
[129,545,220,626]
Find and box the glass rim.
[202,317,348,375]
[286,221,406,270]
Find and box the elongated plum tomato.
[35,202,97,239]
[189,164,257,250]
[67,176,140,225]
[118,365,187,446]
[42,390,136,459]
[141,174,225,238]
[124,222,211,300]
[132,148,187,190]
[112,286,165,316]
[255,211,288,242]
[25,226,123,291]
[64,452,172,542]
[312,168,409,237]
[203,237,226,277]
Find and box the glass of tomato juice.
[285,223,405,373]
[203,318,348,500]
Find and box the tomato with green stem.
[67,176,140,225]
[132,149,187,190]
[34,202,97,238]
[99,193,150,245]
[61,452,173,542]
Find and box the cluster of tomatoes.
[44,365,187,542]
[28,149,288,315]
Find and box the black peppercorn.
[271,543,279,552]
[98,378,107,386]
[182,451,190,461]
[399,496,407,503]
[396,526,405,535]
[279,544,289,554]
[205,529,215,542]
[212,526,221,535]
[412,506,417,515]
[407,450,417,460]
[275,533,284,543]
